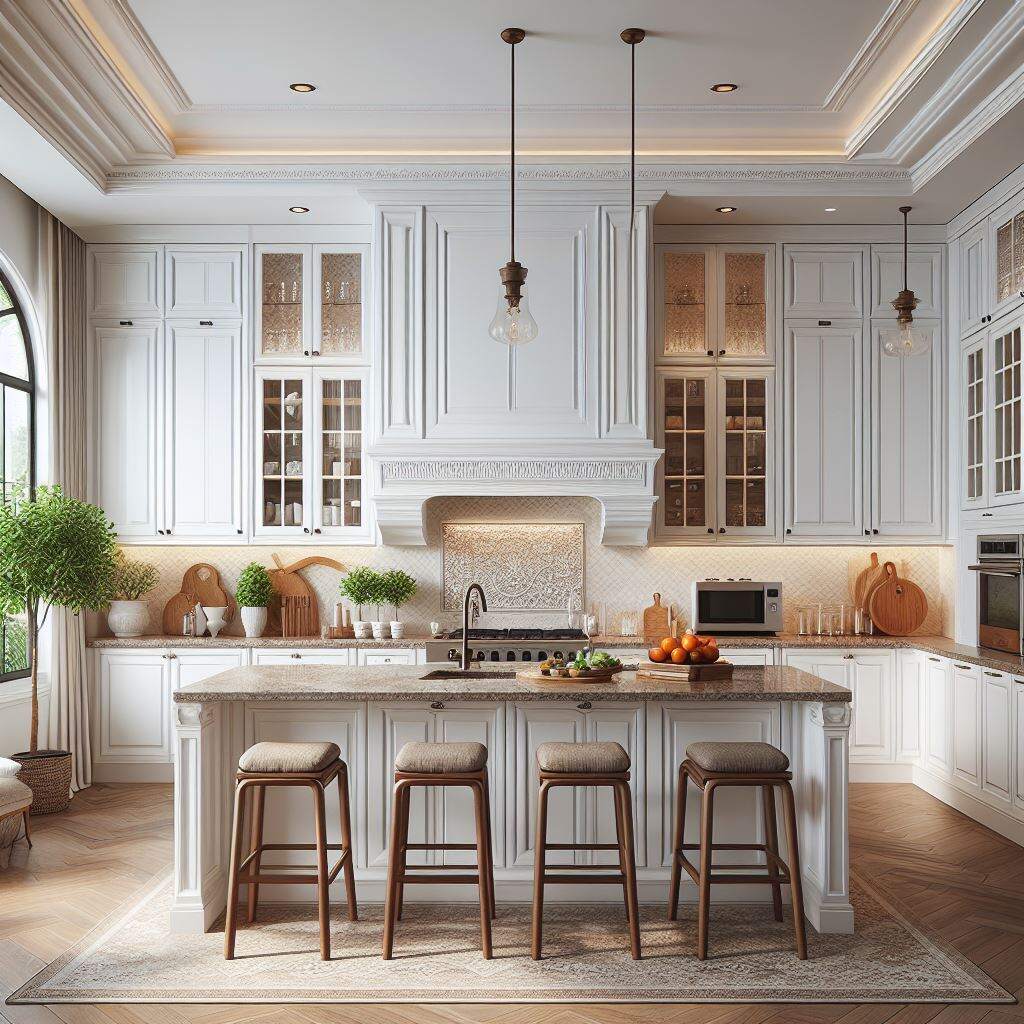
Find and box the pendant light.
[881,206,930,358]
[489,28,538,346]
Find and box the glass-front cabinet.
[656,243,774,364]
[992,207,1024,317]
[255,243,368,362]
[255,367,368,540]
[991,317,1023,506]
[962,337,986,510]
[655,367,775,540]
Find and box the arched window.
[0,265,34,680]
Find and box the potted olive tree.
[339,567,379,639]
[107,552,158,637]
[381,569,417,639]
[236,562,273,638]
[0,486,117,814]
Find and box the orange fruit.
[703,647,720,663]
[689,648,705,663]
[660,636,680,654]
[648,647,667,662]
[670,646,688,664]
[680,634,699,652]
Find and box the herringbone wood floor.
[1,783,1022,1024]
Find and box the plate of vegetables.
[524,650,627,681]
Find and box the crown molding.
[844,0,985,156]
[823,0,922,112]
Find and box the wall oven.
[969,534,1024,655]
[692,580,782,635]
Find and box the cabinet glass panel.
[664,252,707,357]
[723,377,767,527]
[663,376,708,528]
[993,327,1022,496]
[997,220,1014,304]
[262,378,304,527]
[261,251,304,356]
[321,378,362,527]
[1015,212,1024,295]
[965,347,985,501]
[319,252,362,355]
[722,252,767,358]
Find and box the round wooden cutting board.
[868,562,928,636]
[853,552,888,611]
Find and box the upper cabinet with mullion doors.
[989,196,1024,324]
[988,312,1024,508]
[655,243,774,364]
[255,243,368,363]
[962,334,987,511]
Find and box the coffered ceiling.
[0,0,1022,228]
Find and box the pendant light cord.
[510,38,515,265]
[903,208,908,292]
[629,37,636,241]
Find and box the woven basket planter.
[12,750,72,815]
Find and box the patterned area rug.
[8,872,1013,1004]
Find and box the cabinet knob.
[872,529,879,534]
[312,350,321,357]
[577,701,592,710]
[291,653,302,659]
[864,529,870,535]
[786,528,792,534]
[719,349,726,356]
[303,350,310,357]
[430,701,444,710]
[314,527,322,534]
[843,654,854,660]
[718,527,725,534]
[303,527,311,534]
[707,349,714,357]
[169,653,176,659]
[237,529,243,534]
[707,528,714,534]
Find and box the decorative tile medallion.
[441,522,584,612]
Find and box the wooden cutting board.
[868,562,928,636]
[182,564,235,621]
[637,660,733,682]
[642,593,671,643]
[266,554,348,637]
[853,552,887,610]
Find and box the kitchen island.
[170,663,854,936]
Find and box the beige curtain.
[41,213,91,792]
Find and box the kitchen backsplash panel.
[99,497,954,638]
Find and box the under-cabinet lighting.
[715,206,737,213]
[289,83,316,93]
[289,206,310,213]
[711,83,738,93]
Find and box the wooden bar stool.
[668,740,807,960]
[532,741,641,960]
[382,741,495,960]
[224,741,357,961]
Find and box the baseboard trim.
[912,766,1024,846]
[850,763,914,783]
[92,763,173,783]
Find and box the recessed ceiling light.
[825,207,838,212]
[290,83,316,93]
[711,83,738,93]
[289,206,310,214]
[716,206,737,214]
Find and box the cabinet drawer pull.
[984,670,1003,677]
[168,653,176,659]
[842,654,854,660]
[119,320,133,326]
[954,663,972,670]
[577,701,592,710]
[927,656,940,662]
[199,320,213,327]
[430,701,444,710]
[290,653,302,659]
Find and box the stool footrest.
[404,842,476,851]
[542,872,625,885]
[401,873,482,885]
[544,842,620,851]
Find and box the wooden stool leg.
[481,770,497,919]
[761,784,783,923]
[311,782,331,960]
[668,762,688,920]
[471,780,493,959]
[246,784,265,923]
[382,780,408,959]
[337,766,358,921]
[780,781,808,960]
[395,783,410,921]
[531,779,551,961]
[696,780,716,961]
[223,781,249,960]
[614,781,642,960]
[22,808,32,848]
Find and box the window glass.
[0,314,28,381]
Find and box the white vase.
[353,621,371,639]
[240,606,268,638]
[371,621,387,640]
[107,600,148,638]
[204,606,227,639]
[390,621,405,639]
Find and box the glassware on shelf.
[663,251,707,356]
[797,607,814,636]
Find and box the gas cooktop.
[444,628,589,641]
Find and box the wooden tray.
[636,660,734,682]
[516,666,624,684]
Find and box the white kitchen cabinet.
[896,651,922,762]
[165,246,244,319]
[719,648,774,666]
[784,322,864,538]
[869,319,943,537]
[92,322,161,537]
[169,649,247,690]
[783,247,864,319]
[163,321,244,538]
[924,655,952,776]
[989,314,1024,506]
[951,661,982,792]
[981,669,1013,807]
[95,651,169,762]
[251,648,354,666]
[1015,678,1024,813]
[656,243,774,364]
[962,335,987,510]
[870,244,943,321]
[88,246,163,319]
[312,244,368,362]
[255,244,312,361]
[989,198,1024,323]
[357,648,425,666]
[959,222,989,338]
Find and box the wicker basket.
[12,750,72,815]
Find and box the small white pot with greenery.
[236,562,272,638]
[380,569,417,640]
[107,552,158,638]
[339,567,379,639]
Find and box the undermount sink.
[419,669,518,680]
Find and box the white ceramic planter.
[389,621,405,639]
[353,621,371,639]
[240,606,268,638]
[370,621,388,640]
[107,600,148,638]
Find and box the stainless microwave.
[692,580,783,634]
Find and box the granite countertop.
[86,635,435,649]
[172,663,852,704]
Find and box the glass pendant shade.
[881,320,931,358]
[489,292,538,346]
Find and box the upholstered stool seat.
[685,740,789,774]
[395,741,487,774]
[0,777,32,851]
[238,741,340,774]
[536,741,630,774]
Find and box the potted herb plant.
[236,562,273,638]
[107,551,158,637]
[380,569,417,639]
[339,566,379,639]
[0,486,117,814]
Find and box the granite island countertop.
[172,663,852,704]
